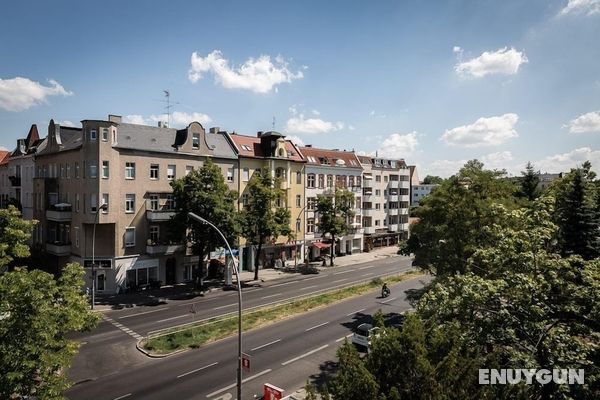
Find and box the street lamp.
[188,212,243,400]
[91,201,108,310]
[294,205,307,269]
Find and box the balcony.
[146,242,184,255]
[46,206,72,222]
[45,242,71,256]
[388,208,399,216]
[350,186,362,193]
[8,176,21,187]
[362,208,378,217]
[387,194,399,202]
[363,226,376,234]
[399,180,411,189]
[387,224,399,232]
[146,210,176,222]
[388,180,399,189]
[362,193,374,202]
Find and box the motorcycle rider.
[381,282,390,297]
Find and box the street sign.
[263,383,284,400]
[242,352,251,373]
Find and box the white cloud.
[188,50,303,93]
[285,135,305,147]
[534,147,600,174]
[123,114,146,125]
[311,109,320,116]
[123,111,212,128]
[425,159,468,178]
[481,151,513,169]
[376,132,419,158]
[284,108,344,134]
[452,46,462,53]
[559,0,600,15]
[455,47,528,78]
[565,110,600,133]
[423,151,514,178]
[369,110,386,118]
[348,125,356,131]
[442,113,519,148]
[0,77,73,112]
[58,120,76,127]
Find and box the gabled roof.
[227,133,305,162]
[0,150,9,166]
[25,124,40,148]
[299,146,362,169]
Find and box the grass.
[141,270,423,355]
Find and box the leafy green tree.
[239,169,291,281]
[554,167,599,260]
[170,159,239,289]
[422,175,443,185]
[0,263,100,399]
[330,341,379,399]
[0,205,36,273]
[519,161,540,201]
[316,188,355,266]
[304,381,318,400]
[403,160,518,277]
[372,309,385,328]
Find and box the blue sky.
[1,0,599,177]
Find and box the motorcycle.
[381,286,390,298]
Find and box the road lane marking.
[177,362,219,378]
[113,394,132,400]
[270,281,296,288]
[305,321,329,332]
[333,269,355,275]
[298,285,318,291]
[282,345,329,366]
[332,278,348,283]
[155,314,188,323]
[346,308,365,316]
[335,334,353,343]
[213,303,236,310]
[103,315,143,341]
[251,339,282,351]
[302,276,322,281]
[361,272,374,277]
[261,293,283,299]
[206,369,272,398]
[358,265,374,270]
[381,297,398,304]
[118,308,166,319]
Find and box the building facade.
[411,184,440,206]
[299,146,364,259]
[32,116,238,293]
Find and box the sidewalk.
[94,246,401,311]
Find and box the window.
[278,148,285,157]
[125,194,135,213]
[243,168,250,181]
[167,165,175,180]
[149,225,159,243]
[184,264,192,281]
[348,175,354,187]
[75,162,79,179]
[307,174,315,188]
[150,164,159,180]
[275,196,284,208]
[296,171,301,184]
[76,193,80,213]
[66,164,71,179]
[165,194,175,210]
[227,168,234,182]
[241,145,252,151]
[376,175,381,182]
[296,195,301,207]
[307,218,315,233]
[376,203,381,210]
[102,194,109,213]
[327,175,333,188]
[149,194,159,211]
[74,227,79,248]
[125,162,136,179]
[356,176,361,187]
[185,166,193,176]
[102,128,109,141]
[307,197,316,210]
[91,193,98,213]
[375,189,381,196]
[90,129,97,141]
[355,197,361,209]
[375,220,380,226]
[192,133,200,149]
[318,174,325,188]
[242,194,249,206]
[384,175,388,182]
[102,161,109,178]
[60,164,64,178]
[89,162,97,179]
[112,130,117,144]
[275,167,286,179]
[125,227,135,247]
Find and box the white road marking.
[335,334,353,343]
[358,265,374,270]
[332,278,348,283]
[305,321,329,332]
[206,369,272,398]
[333,269,355,275]
[118,308,166,319]
[298,285,318,291]
[103,315,143,341]
[260,293,283,299]
[381,297,398,304]
[361,272,374,277]
[251,339,282,351]
[346,308,365,316]
[177,362,219,378]
[270,281,296,288]
[282,345,329,366]
[302,276,322,281]
[155,314,188,323]
[113,394,132,400]
[213,303,236,310]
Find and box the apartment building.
[358,156,410,248]
[32,116,238,293]
[299,146,364,259]
[225,131,305,271]
[0,150,10,208]
[411,184,440,206]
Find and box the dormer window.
[278,148,285,157]
[192,133,200,149]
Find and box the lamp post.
[294,205,307,269]
[188,212,242,400]
[91,202,108,310]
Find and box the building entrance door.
[166,258,176,285]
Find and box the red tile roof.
[0,151,10,166]
[228,133,305,162]
[300,147,362,168]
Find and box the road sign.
[242,352,251,373]
[263,383,284,400]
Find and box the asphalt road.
[66,273,431,400]
[69,255,415,384]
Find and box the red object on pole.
[263,383,284,400]
[242,352,250,373]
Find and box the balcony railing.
[146,210,176,222]
[8,176,21,187]
[45,242,71,256]
[363,226,376,234]
[146,243,184,255]
[46,205,72,222]
[362,208,378,217]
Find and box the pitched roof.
[299,146,362,168]
[228,133,305,162]
[0,151,9,166]
[25,124,40,148]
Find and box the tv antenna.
[158,90,180,127]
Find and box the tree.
[0,263,100,399]
[316,188,355,266]
[0,205,36,273]
[422,175,443,185]
[554,167,599,260]
[170,159,240,289]
[330,341,379,399]
[239,169,291,281]
[519,161,540,201]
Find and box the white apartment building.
[300,146,364,258]
[411,184,439,206]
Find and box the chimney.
[306,144,312,148]
[158,121,168,128]
[108,114,122,123]
[257,131,263,137]
[209,127,220,134]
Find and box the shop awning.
[312,242,331,249]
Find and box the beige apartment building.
[224,131,306,271]
[32,116,238,293]
[359,156,410,248]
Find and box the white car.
[352,323,380,352]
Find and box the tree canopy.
[0,205,36,273]
[422,175,444,185]
[519,161,541,201]
[316,188,355,266]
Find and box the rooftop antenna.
[159,90,180,128]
